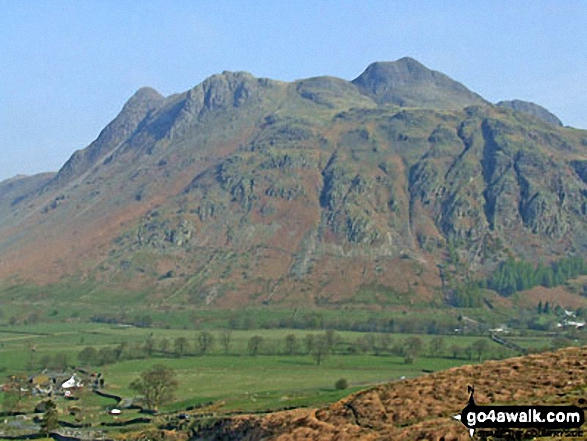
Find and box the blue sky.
[1,0,587,181]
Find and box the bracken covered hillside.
[195,346,587,440]
[1,58,587,308]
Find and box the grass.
[0,321,552,410]
[0,316,583,438]
[103,352,471,412]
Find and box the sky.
[1,0,587,181]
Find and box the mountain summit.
[53,86,166,185]
[352,57,488,109]
[497,99,563,126]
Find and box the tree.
[159,338,170,355]
[429,336,445,357]
[51,352,68,371]
[284,334,297,355]
[463,345,473,360]
[39,355,52,370]
[127,342,146,360]
[247,335,263,356]
[71,387,93,426]
[220,329,232,354]
[144,335,155,358]
[40,399,59,435]
[324,329,340,354]
[311,335,330,366]
[377,334,393,355]
[130,365,178,412]
[364,334,376,354]
[304,334,315,355]
[354,336,372,354]
[97,347,117,365]
[404,336,423,357]
[334,378,348,390]
[471,339,489,361]
[134,314,153,328]
[78,346,98,366]
[197,331,214,355]
[174,337,189,358]
[449,344,461,359]
[115,341,128,361]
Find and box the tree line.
[487,256,587,297]
[450,256,587,306]
[75,331,506,368]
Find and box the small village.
[0,368,149,440]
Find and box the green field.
[0,323,555,412]
[0,309,584,438]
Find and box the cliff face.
[1,59,586,307]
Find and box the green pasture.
[0,317,582,419]
[103,353,472,412]
[0,324,519,369]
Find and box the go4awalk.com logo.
[453,386,585,438]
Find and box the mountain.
[52,87,166,186]
[1,58,586,310]
[352,57,488,109]
[0,172,55,228]
[497,99,563,127]
[194,346,587,440]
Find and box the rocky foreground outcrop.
[194,346,587,440]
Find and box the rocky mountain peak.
[124,86,164,107]
[352,57,488,109]
[357,57,436,85]
[496,99,563,127]
[51,87,166,184]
